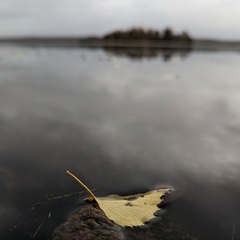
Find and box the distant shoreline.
[1,38,240,51]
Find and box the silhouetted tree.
[176,31,192,41]
[162,28,174,41]
[103,27,192,42]
[104,28,160,40]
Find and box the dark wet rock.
[51,203,198,240]
[51,203,124,240]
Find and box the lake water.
[1,45,240,239]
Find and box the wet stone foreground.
[51,203,198,240]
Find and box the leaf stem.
[66,170,96,200]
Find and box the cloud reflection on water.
[1,46,240,238]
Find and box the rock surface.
[51,203,124,240]
[51,202,198,240]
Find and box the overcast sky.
[0,0,240,40]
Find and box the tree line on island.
[103,27,192,41]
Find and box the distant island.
[103,27,192,42]
[1,27,240,51]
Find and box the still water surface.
[1,46,240,239]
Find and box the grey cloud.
[0,1,240,40]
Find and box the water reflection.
[0,46,240,239]
[103,46,190,61]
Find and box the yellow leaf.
[66,170,170,227]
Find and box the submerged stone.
[51,202,198,240]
